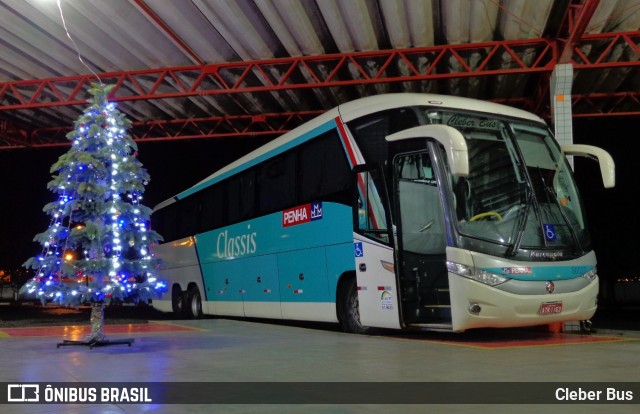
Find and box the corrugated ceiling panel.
[0,0,639,147]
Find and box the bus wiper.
[506,187,531,257]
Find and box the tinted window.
[349,107,420,168]
[298,130,351,205]
[227,170,255,224]
[257,152,296,215]
[155,127,354,243]
[151,202,178,243]
[177,195,199,238]
[200,183,225,233]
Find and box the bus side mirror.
[386,125,469,177]
[561,144,616,188]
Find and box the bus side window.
[152,203,178,243]
[200,183,225,233]
[257,153,296,215]
[395,153,445,254]
[356,168,390,244]
[226,170,256,225]
[177,196,199,240]
[298,130,351,205]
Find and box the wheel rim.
[191,293,200,317]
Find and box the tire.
[171,286,186,318]
[186,285,203,319]
[340,277,369,334]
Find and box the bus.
[150,93,615,333]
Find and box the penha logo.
[501,266,532,275]
[310,202,323,220]
[282,202,323,227]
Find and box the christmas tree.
[21,83,166,345]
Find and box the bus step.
[406,322,453,332]
[420,290,451,305]
[418,305,451,323]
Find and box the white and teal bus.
[150,93,615,333]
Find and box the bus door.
[393,150,451,327]
[352,166,402,329]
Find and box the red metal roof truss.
[1,32,639,149]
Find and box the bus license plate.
[539,302,563,315]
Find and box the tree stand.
[57,302,134,349]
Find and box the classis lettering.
[216,230,257,258]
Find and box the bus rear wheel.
[186,285,203,319]
[171,286,186,318]
[340,277,369,334]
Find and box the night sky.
[0,137,264,278]
[0,117,637,302]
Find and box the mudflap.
[354,234,402,329]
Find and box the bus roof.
[337,93,543,123]
[153,93,545,210]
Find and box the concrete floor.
[0,317,639,414]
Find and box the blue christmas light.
[23,83,166,312]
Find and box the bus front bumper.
[448,274,599,332]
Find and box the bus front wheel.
[186,285,203,319]
[340,278,369,334]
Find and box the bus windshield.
[426,111,589,255]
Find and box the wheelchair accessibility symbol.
[354,242,364,257]
[543,223,556,241]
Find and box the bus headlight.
[446,261,508,287]
[580,267,597,282]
